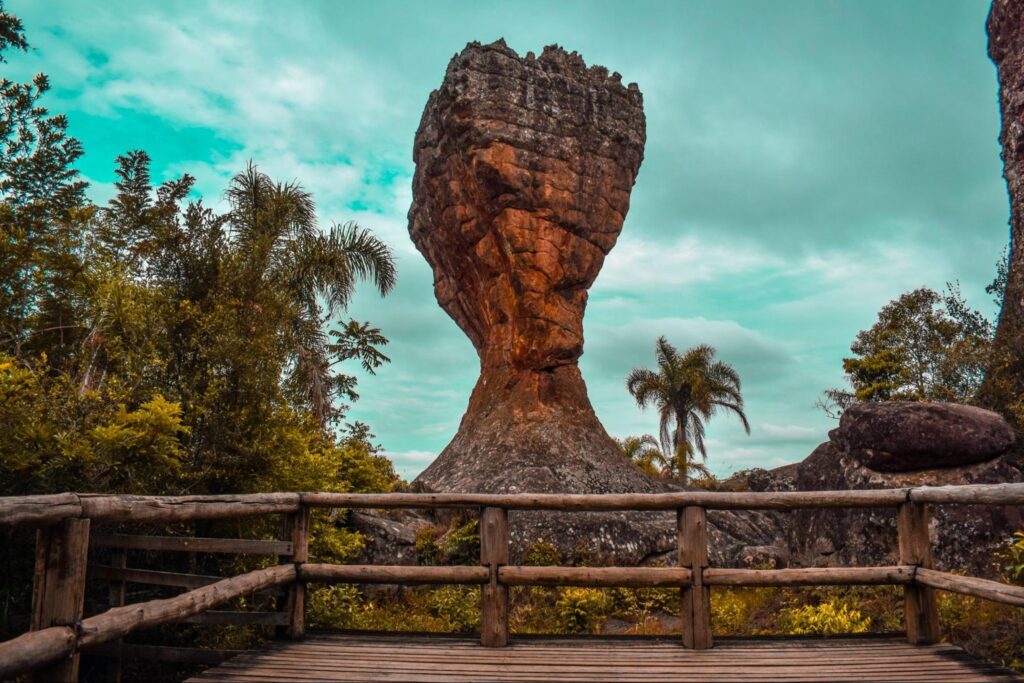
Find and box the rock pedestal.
[407,40,667,562]
[409,40,655,498]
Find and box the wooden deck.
[187,633,1023,682]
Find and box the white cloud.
[384,449,438,480]
[599,234,781,291]
[757,423,820,441]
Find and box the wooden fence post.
[106,546,127,682]
[479,507,509,647]
[281,505,310,639]
[898,501,940,644]
[30,517,90,683]
[679,506,712,649]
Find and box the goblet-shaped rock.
[409,40,655,501]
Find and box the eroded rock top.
[409,40,646,371]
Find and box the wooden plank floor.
[187,632,1022,682]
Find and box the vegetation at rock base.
[626,337,750,484]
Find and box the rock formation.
[408,41,655,498]
[406,40,673,562]
[777,403,1022,573]
[829,402,1016,472]
[983,1,1024,428]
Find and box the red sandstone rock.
[409,40,656,498]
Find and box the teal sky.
[8,1,1010,479]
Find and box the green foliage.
[444,519,480,565]
[711,587,777,635]
[626,338,748,483]
[998,530,1024,586]
[308,585,480,634]
[779,598,871,636]
[415,526,443,566]
[523,541,561,566]
[615,434,670,478]
[0,14,400,654]
[822,285,994,416]
[938,591,1024,672]
[556,587,613,633]
[413,518,480,566]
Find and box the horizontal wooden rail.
[91,533,292,555]
[79,493,301,522]
[0,564,295,679]
[915,568,1024,607]
[0,493,82,526]
[301,564,489,585]
[3,484,1024,526]
[303,489,912,510]
[703,566,915,587]
[498,566,692,588]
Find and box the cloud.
[599,234,782,291]
[382,449,438,480]
[7,0,1009,482]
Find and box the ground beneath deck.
[187,632,1022,682]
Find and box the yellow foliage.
[780,598,871,636]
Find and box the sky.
[6,0,1011,480]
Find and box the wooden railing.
[1,484,1023,681]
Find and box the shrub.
[524,541,561,566]
[415,526,442,566]
[780,598,871,636]
[423,585,481,631]
[556,587,612,633]
[997,530,1024,585]
[442,518,480,565]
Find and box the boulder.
[829,401,1015,472]
[783,440,1024,573]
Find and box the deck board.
[187,633,1022,682]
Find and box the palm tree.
[626,337,750,484]
[616,434,665,477]
[224,163,397,428]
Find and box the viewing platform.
[1,484,1023,682]
[188,632,1021,682]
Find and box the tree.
[0,5,89,361]
[615,433,711,480]
[626,337,749,484]
[822,286,993,415]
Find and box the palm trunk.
[674,415,688,486]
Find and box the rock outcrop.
[830,402,1015,472]
[784,439,1022,573]
[757,402,1022,574]
[982,1,1024,427]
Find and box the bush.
[556,587,612,633]
[998,530,1024,585]
[780,598,871,636]
[443,518,480,565]
[524,541,561,566]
